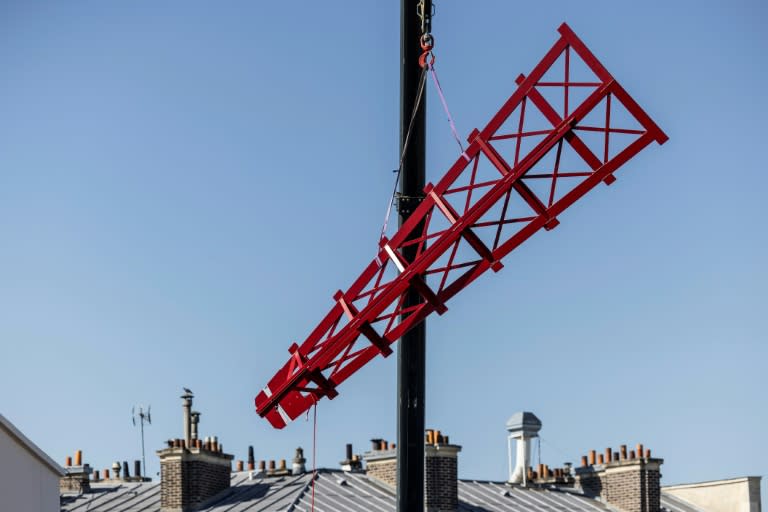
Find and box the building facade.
[0,414,65,512]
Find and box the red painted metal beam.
[255,23,667,429]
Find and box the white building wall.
[0,427,60,512]
[663,477,762,512]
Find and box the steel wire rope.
[378,66,429,246]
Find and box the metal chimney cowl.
[506,412,542,485]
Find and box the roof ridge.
[0,413,65,476]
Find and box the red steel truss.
[255,23,667,429]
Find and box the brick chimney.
[363,430,462,512]
[424,430,461,512]
[157,392,234,512]
[364,438,395,486]
[574,443,663,512]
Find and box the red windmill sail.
[255,23,667,429]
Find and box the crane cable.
[379,33,467,246]
[379,66,428,246]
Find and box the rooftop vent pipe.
[181,390,194,448]
[292,447,306,475]
[190,411,200,441]
[506,411,542,485]
[247,445,255,471]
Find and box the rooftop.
[61,468,701,512]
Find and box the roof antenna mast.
[132,405,152,479]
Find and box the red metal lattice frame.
[255,23,667,429]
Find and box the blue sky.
[1,0,765,497]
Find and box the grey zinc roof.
[61,469,701,512]
[61,481,161,512]
[458,480,609,512]
[660,494,706,512]
[61,469,623,512]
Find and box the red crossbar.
[255,23,667,429]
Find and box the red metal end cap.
[603,174,617,186]
[544,218,560,231]
[557,22,572,35]
[254,393,288,429]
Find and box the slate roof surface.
[60,468,701,512]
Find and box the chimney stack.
[59,450,91,493]
[340,443,363,472]
[247,446,255,471]
[364,430,461,512]
[425,431,462,512]
[364,439,396,487]
[575,443,663,512]
[158,392,233,512]
[505,411,542,485]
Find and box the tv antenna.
[132,405,152,478]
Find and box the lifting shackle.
[419,33,435,69]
